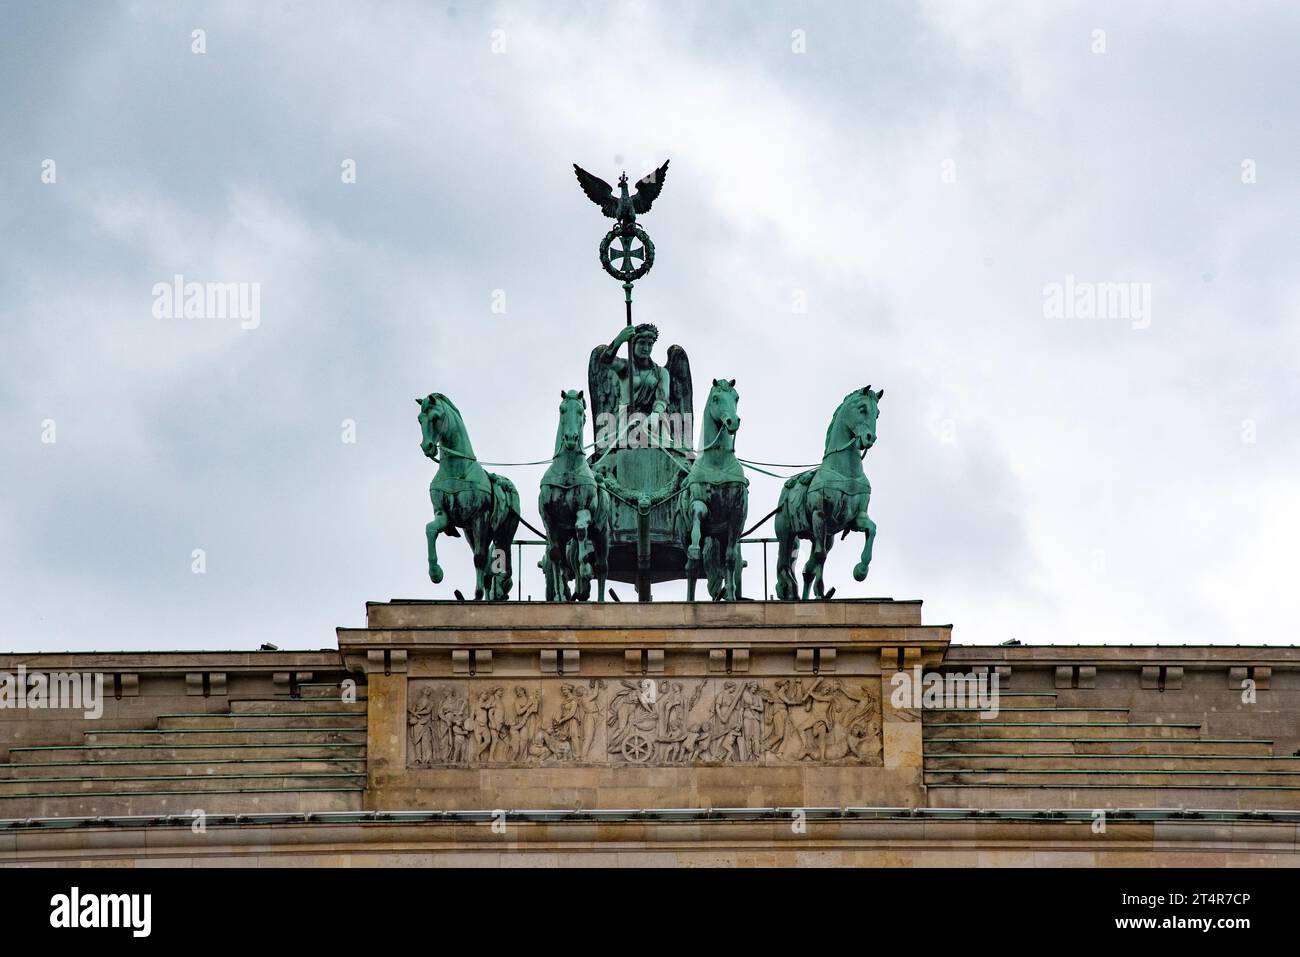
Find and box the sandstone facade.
[2,600,1298,865]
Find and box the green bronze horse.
[539,390,611,602]
[676,378,748,601]
[774,386,883,600]
[416,393,520,600]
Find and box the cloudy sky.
[2,1,1296,651]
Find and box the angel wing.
[666,343,693,430]
[573,164,618,218]
[632,160,670,214]
[587,345,621,452]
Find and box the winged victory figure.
[588,322,693,455]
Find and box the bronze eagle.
[573,160,670,235]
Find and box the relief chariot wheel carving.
[621,730,653,764]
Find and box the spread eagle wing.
[665,343,693,444]
[588,345,621,454]
[632,159,670,215]
[573,164,618,218]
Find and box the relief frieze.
[407,677,882,768]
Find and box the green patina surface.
[415,165,883,602]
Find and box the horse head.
[554,389,587,454]
[416,392,465,460]
[707,378,741,437]
[826,385,884,455]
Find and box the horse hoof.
[853,563,868,581]
[429,565,444,584]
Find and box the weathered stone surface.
[2,817,1298,867]
[5,602,1300,864]
[341,599,946,811]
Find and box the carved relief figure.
[845,683,883,762]
[436,692,469,765]
[607,680,654,755]
[769,679,813,761]
[406,677,882,769]
[738,681,764,762]
[408,687,436,766]
[468,687,501,762]
[511,687,542,762]
[575,679,605,760]
[709,681,744,762]
[556,685,584,757]
[529,720,575,763]
[653,681,679,738]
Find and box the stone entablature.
[5,605,1300,832]
[337,599,949,811]
[7,812,1300,867]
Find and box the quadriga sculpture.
[539,390,611,602]
[675,378,748,601]
[416,393,521,600]
[774,386,883,600]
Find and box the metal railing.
[511,537,779,600]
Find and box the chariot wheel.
[621,731,653,764]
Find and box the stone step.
[1,758,366,779]
[157,712,367,731]
[0,771,368,796]
[924,708,1131,724]
[923,692,1060,704]
[0,787,365,819]
[924,723,1203,740]
[924,753,1300,772]
[925,785,1300,810]
[923,738,1274,756]
[924,769,1300,787]
[0,772,367,796]
[228,699,367,715]
[8,743,367,764]
[84,729,367,747]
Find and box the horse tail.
[489,472,520,546]
[775,469,816,539]
[774,472,817,600]
[729,483,749,536]
[703,538,725,599]
[674,486,691,540]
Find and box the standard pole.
[623,280,634,390]
[624,279,652,602]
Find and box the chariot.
[418,162,882,603]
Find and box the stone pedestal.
[338,600,949,811]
